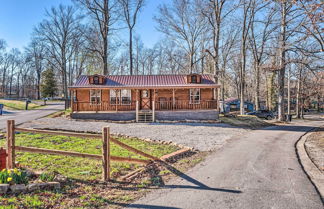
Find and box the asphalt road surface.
[127,117,324,209]
[0,102,64,131]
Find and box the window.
[110,90,119,105]
[110,89,132,105]
[189,88,200,104]
[72,90,77,102]
[93,76,99,84]
[191,75,197,83]
[142,90,149,98]
[121,89,131,105]
[90,89,101,104]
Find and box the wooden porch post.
[115,89,118,112]
[172,89,175,111]
[136,90,139,122]
[152,89,156,122]
[70,90,73,111]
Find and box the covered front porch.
[70,88,218,122]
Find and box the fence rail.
[6,120,157,181]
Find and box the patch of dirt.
[305,128,324,173]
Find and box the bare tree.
[249,2,276,111]
[155,0,207,73]
[25,39,46,99]
[75,0,119,75]
[34,5,83,107]
[277,1,290,121]
[296,0,324,53]
[201,0,233,100]
[118,0,145,75]
[239,0,255,115]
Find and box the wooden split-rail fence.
[5,120,160,181]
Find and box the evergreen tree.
[41,68,57,98]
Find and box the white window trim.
[189,88,200,104]
[121,89,132,105]
[90,89,101,105]
[110,89,132,105]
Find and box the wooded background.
[0,0,323,120]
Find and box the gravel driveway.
[19,118,247,151]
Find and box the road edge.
[296,129,324,203]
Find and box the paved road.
[0,103,64,131]
[127,119,324,209]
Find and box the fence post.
[6,120,15,169]
[102,127,110,181]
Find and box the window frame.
[90,89,101,105]
[110,89,132,105]
[189,88,200,104]
[72,90,77,102]
[121,89,132,105]
[93,76,99,85]
[191,75,197,83]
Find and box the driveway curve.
[0,102,64,131]
[127,119,324,209]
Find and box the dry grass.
[305,128,324,172]
[0,99,42,110]
[220,115,271,129]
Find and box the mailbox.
[0,104,3,115]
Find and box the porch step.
[138,111,153,123]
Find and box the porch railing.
[155,100,217,111]
[72,100,217,112]
[72,101,136,112]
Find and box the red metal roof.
[70,74,219,89]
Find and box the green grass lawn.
[0,99,42,110]
[0,133,179,180]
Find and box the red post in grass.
[6,120,15,169]
[0,148,7,170]
[102,127,110,181]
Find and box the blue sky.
[0,0,169,51]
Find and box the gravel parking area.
[19,118,248,151]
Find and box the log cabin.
[69,74,220,122]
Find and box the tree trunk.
[296,68,302,118]
[102,0,109,75]
[277,1,287,121]
[2,69,6,97]
[240,46,246,115]
[129,29,133,75]
[287,67,291,115]
[37,74,41,100]
[103,38,108,75]
[255,63,260,111]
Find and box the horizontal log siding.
[74,88,215,112]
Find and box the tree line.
[0,0,323,120]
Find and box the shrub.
[0,168,28,184]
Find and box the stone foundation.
[71,110,219,121]
[71,112,136,121]
[156,110,219,121]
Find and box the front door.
[141,90,151,110]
